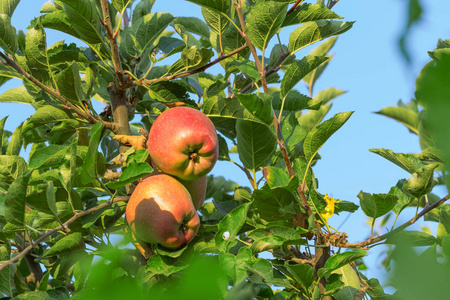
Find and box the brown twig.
[327,0,339,10]
[340,194,450,249]
[138,44,249,87]
[100,0,124,83]
[234,0,269,94]
[0,196,130,272]
[287,0,304,15]
[0,52,117,133]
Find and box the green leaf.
[402,163,438,198]
[148,81,194,106]
[235,93,273,125]
[261,166,291,189]
[398,0,422,63]
[273,90,321,112]
[303,111,353,174]
[44,232,85,257]
[0,155,27,190]
[132,0,155,22]
[283,3,343,27]
[201,6,229,35]
[0,0,20,18]
[0,14,17,55]
[107,162,153,189]
[389,180,414,215]
[331,264,361,300]
[5,170,32,227]
[281,55,329,98]
[385,230,439,246]
[187,0,230,13]
[135,12,174,53]
[54,61,84,106]
[0,116,6,154]
[376,106,420,135]
[334,199,359,215]
[357,191,398,219]
[58,0,103,44]
[303,37,338,91]
[248,226,306,253]
[215,202,252,252]
[236,120,277,172]
[0,244,12,297]
[314,87,346,105]
[15,291,50,300]
[25,23,48,69]
[0,86,38,109]
[203,94,267,124]
[38,271,50,291]
[180,45,214,71]
[318,249,367,278]
[289,20,354,55]
[81,123,102,184]
[370,148,424,174]
[112,0,132,12]
[218,134,230,161]
[29,145,68,169]
[210,24,249,67]
[22,106,73,133]
[285,262,314,289]
[46,180,58,218]
[219,247,253,284]
[246,2,288,51]
[146,254,187,276]
[252,185,298,224]
[174,17,210,40]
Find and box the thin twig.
[287,0,304,15]
[0,196,130,272]
[341,194,450,249]
[100,0,124,83]
[0,52,117,133]
[138,44,249,86]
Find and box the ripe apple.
[125,174,200,248]
[148,107,219,181]
[179,175,207,210]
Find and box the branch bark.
[0,52,117,133]
[0,196,130,272]
[340,194,450,249]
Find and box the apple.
[179,175,207,210]
[125,174,200,248]
[148,107,219,181]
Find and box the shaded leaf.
[135,12,174,53]
[215,202,252,252]
[187,0,230,13]
[44,232,85,257]
[107,162,153,189]
[25,23,48,69]
[318,249,367,277]
[54,61,84,106]
[236,120,277,172]
[386,230,439,246]
[402,163,438,198]
[358,191,398,219]
[235,93,273,125]
[0,155,27,190]
[370,148,424,174]
[5,170,32,227]
[0,14,17,55]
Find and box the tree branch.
[287,0,304,15]
[0,52,117,133]
[0,196,130,272]
[340,194,450,249]
[138,44,249,87]
[100,0,124,83]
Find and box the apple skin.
[179,175,207,210]
[148,107,219,181]
[125,174,200,249]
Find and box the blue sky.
[2,0,450,288]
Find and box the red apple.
[125,174,200,248]
[179,175,207,210]
[148,107,219,181]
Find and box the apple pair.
[126,107,218,249]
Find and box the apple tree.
[0,0,449,299]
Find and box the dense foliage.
[0,0,449,299]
